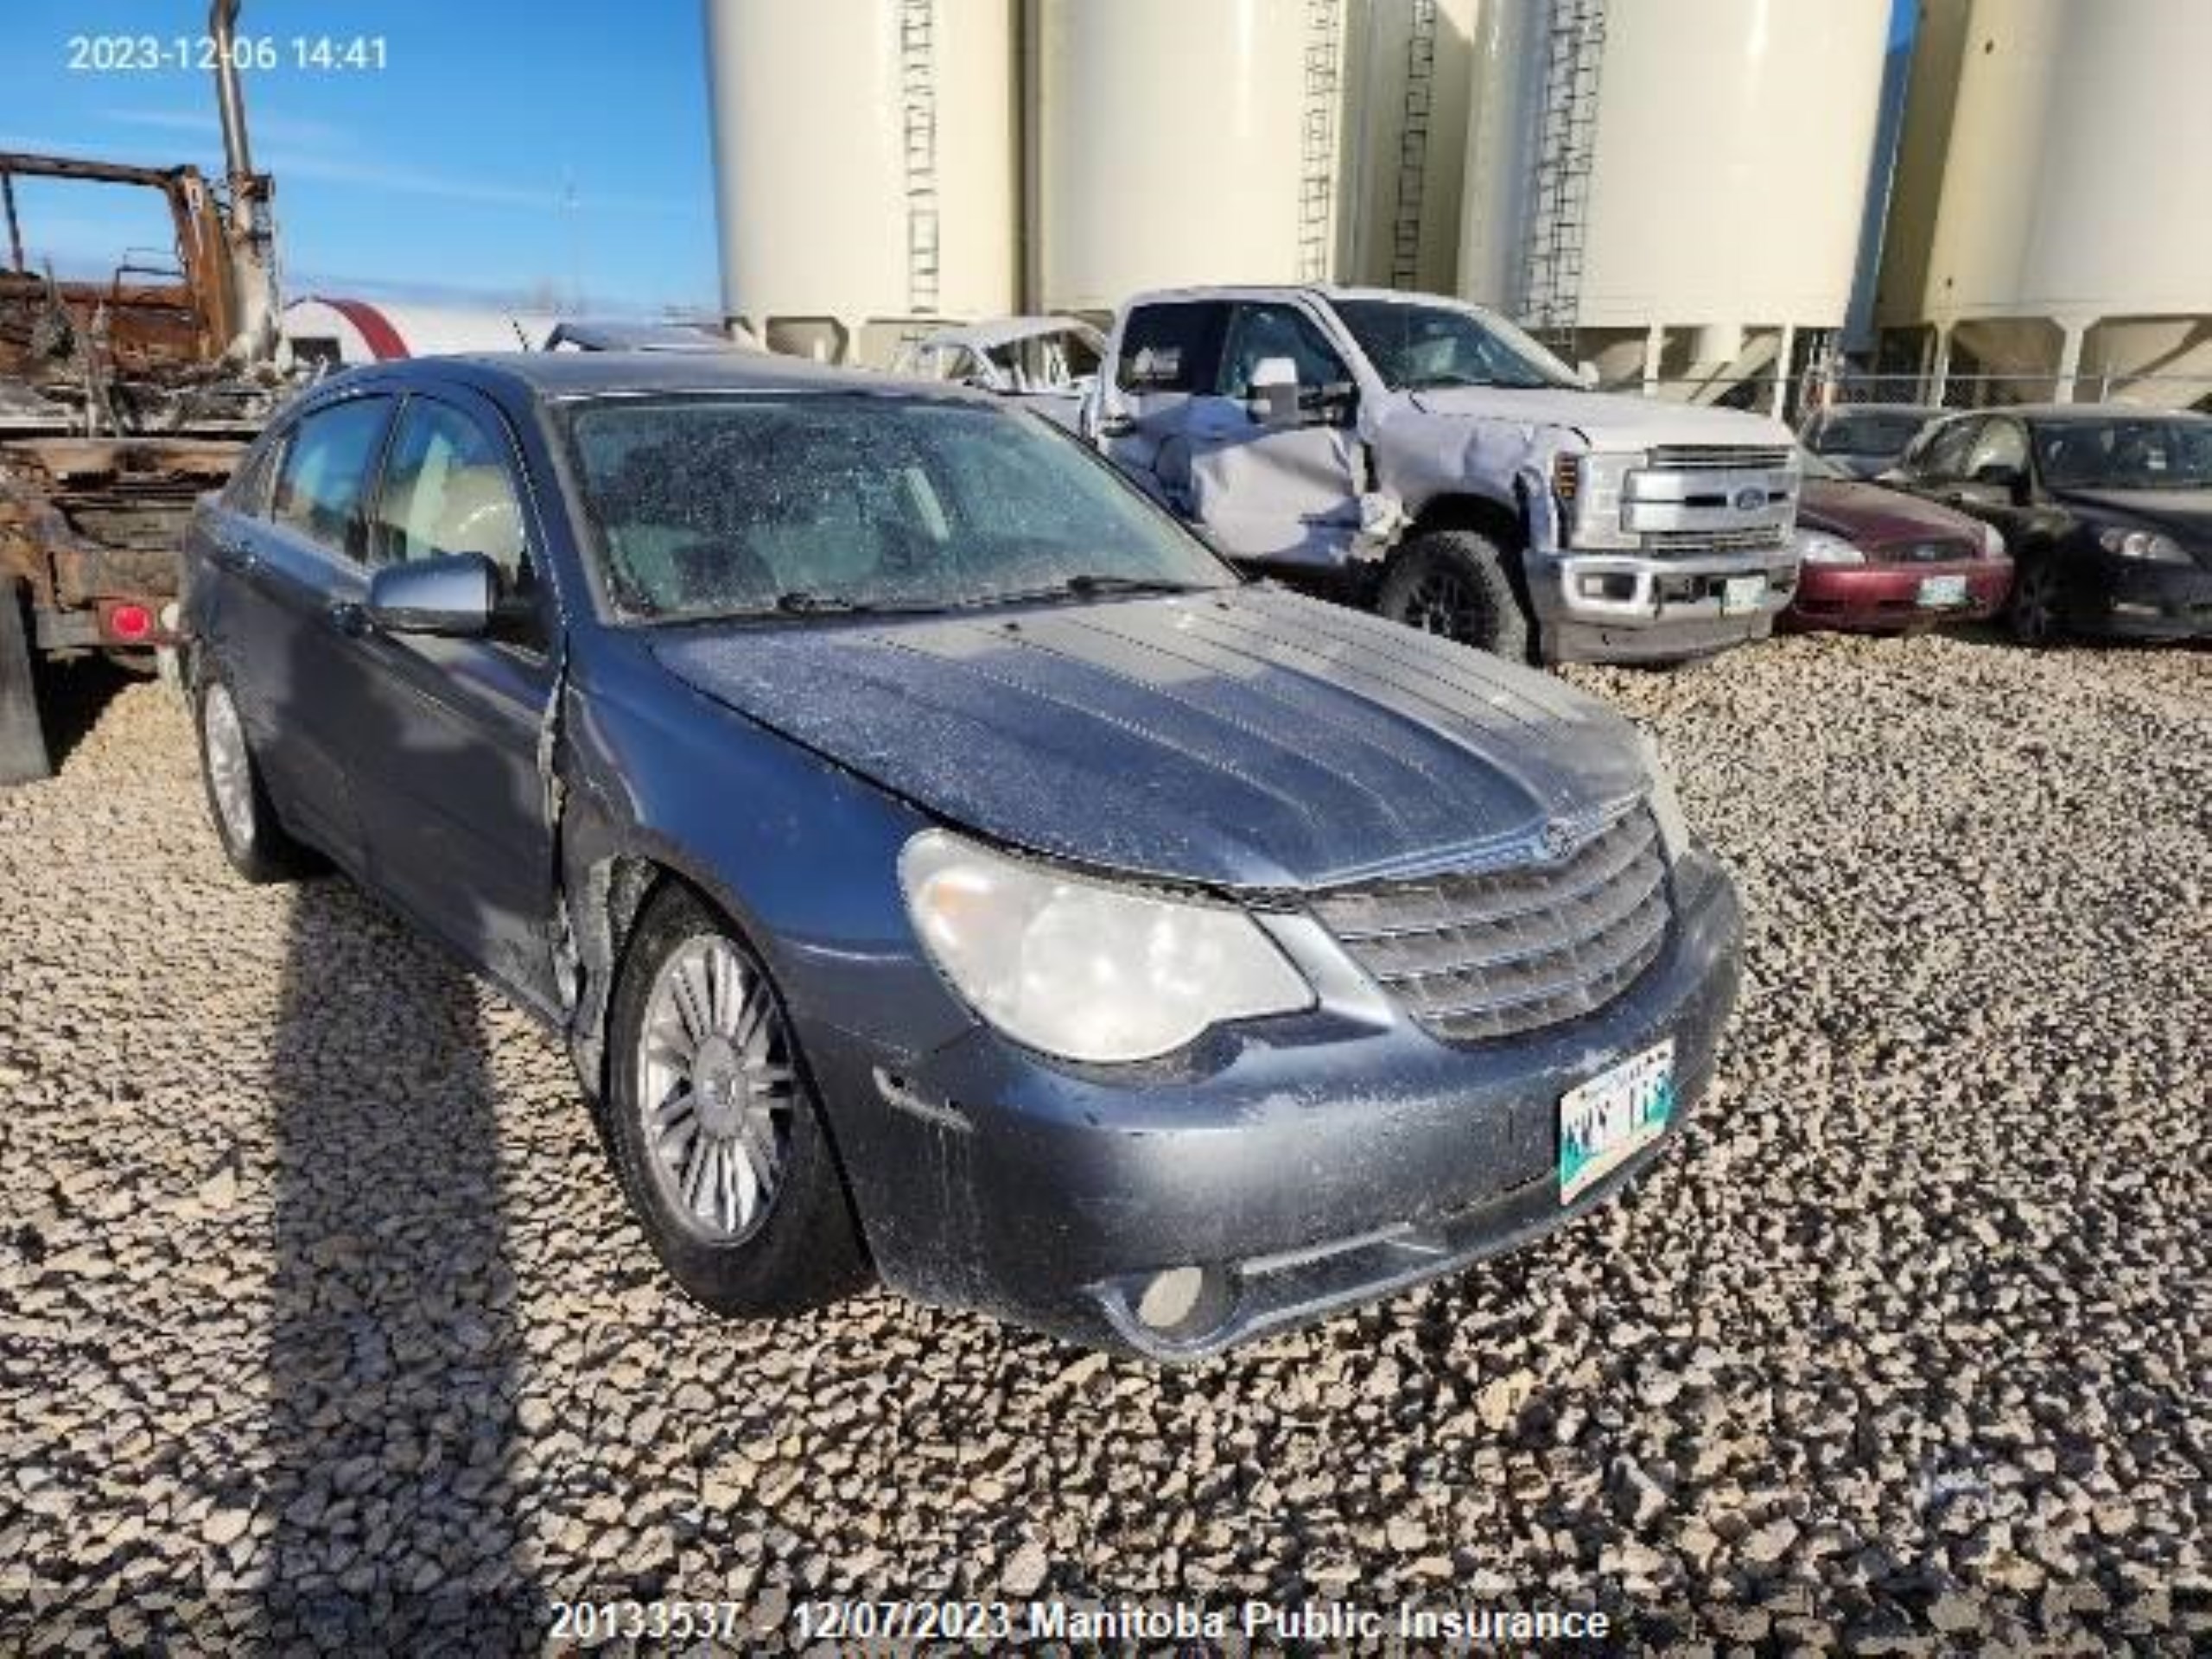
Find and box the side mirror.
[1972,462,2028,502]
[1245,355,1301,425]
[365,550,496,637]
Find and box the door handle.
[1097,412,1134,438]
[210,535,256,573]
[326,600,369,639]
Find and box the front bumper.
[808,849,1743,1359]
[1785,558,2012,632]
[1529,546,1799,664]
[2073,556,2212,639]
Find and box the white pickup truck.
[1079,285,1802,664]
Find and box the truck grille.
[1308,809,1670,1044]
[1649,444,1793,472]
[1646,526,1787,555]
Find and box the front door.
[346,389,561,1014]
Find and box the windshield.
[1332,300,1577,391]
[567,394,1234,622]
[1812,410,1931,457]
[2034,418,2212,492]
[1797,446,1849,481]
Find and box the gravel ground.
[1,631,2207,1654]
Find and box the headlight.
[2097,526,2190,563]
[899,830,1313,1064]
[1979,520,2007,558]
[1635,733,1692,865]
[1562,450,1642,550]
[1793,528,1864,565]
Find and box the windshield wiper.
[773,589,863,614]
[1060,574,1214,597]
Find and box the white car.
[891,316,1106,430]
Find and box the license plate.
[1559,1039,1676,1204]
[1918,574,1969,608]
[1719,575,1768,615]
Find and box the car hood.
[1799,477,1984,546]
[651,586,1649,892]
[2055,487,2212,548]
[1403,385,1794,451]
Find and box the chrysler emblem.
[1732,484,1766,512]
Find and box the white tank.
[1030,0,1340,316]
[1459,0,1889,394]
[1337,0,1481,294]
[704,0,1016,364]
[1878,0,2212,402]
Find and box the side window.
[224,429,283,517]
[270,397,394,562]
[1217,302,1350,397]
[373,397,531,590]
[1964,418,2028,477]
[1916,419,1980,482]
[1116,302,1229,393]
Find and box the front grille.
[1645,525,1788,555]
[1649,444,1793,472]
[1881,537,1978,565]
[1309,809,1671,1044]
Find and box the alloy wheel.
[1407,570,1489,645]
[635,935,798,1244]
[201,683,257,851]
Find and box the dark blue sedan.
[182,353,1741,1358]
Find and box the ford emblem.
[1732,484,1767,512]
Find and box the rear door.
[346,387,560,1013]
[219,392,397,870]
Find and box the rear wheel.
[0,580,54,787]
[604,883,868,1318]
[2007,556,2064,646]
[1376,530,1532,660]
[195,671,319,882]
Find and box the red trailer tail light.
[107,603,155,642]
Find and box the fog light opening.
[1131,1264,1234,1342]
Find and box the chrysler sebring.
[182,354,1741,1358]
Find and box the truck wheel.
[1376,531,1532,660]
[2006,556,2064,646]
[0,581,54,787]
[195,671,320,882]
[604,882,870,1319]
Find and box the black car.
[1887,406,2212,645]
[181,353,1741,1359]
[1798,403,1945,480]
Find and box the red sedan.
[1785,448,2012,632]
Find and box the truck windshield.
[1334,300,1578,392]
[567,394,1235,622]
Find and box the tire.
[2006,555,2065,646]
[1376,529,1533,660]
[194,668,320,882]
[0,580,54,787]
[604,882,869,1318]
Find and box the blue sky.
[2,1,721,315]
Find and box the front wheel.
[1376,530,1533,660]
[604,884,869,1318]
[2006,556,2064,646]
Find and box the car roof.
[1925,404,2211,425]
[315,350,1000,406]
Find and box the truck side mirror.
[1246,356,1301,426]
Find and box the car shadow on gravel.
[253,877,537,1649]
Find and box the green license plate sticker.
[1558,1038,1676,1205]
